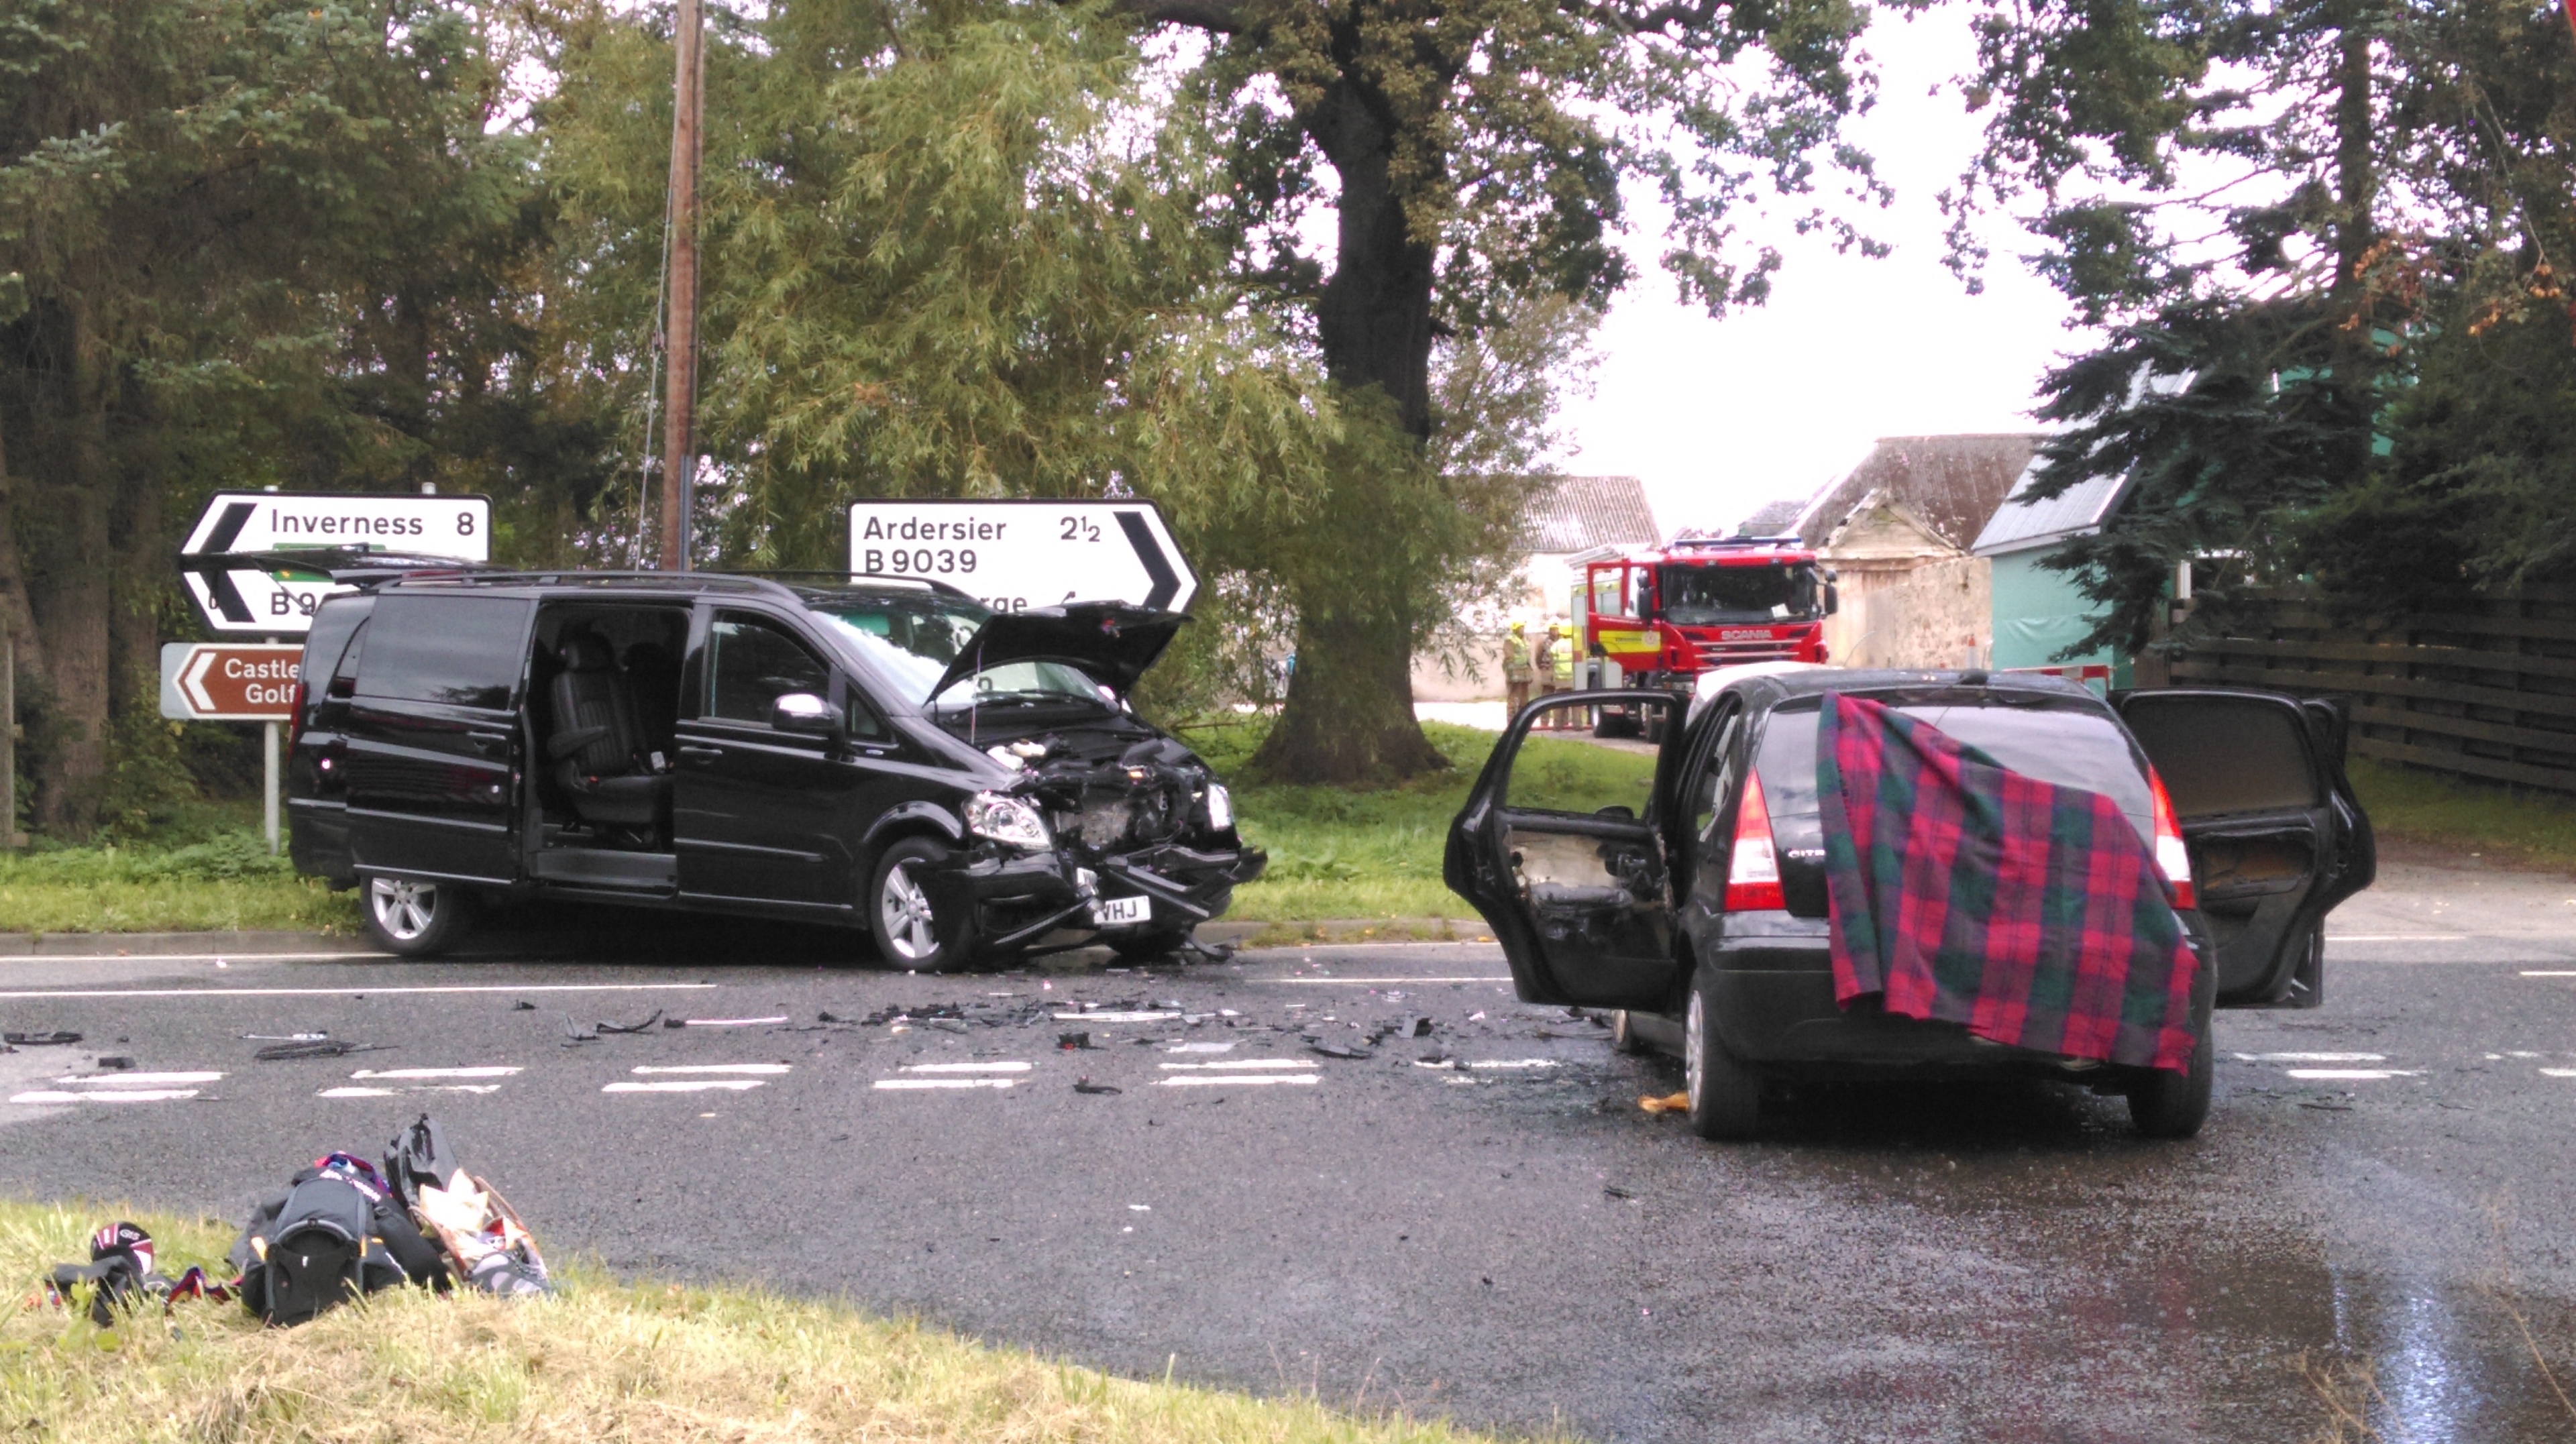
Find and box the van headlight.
[1203,783,1233,831]
[966,791,1051,850]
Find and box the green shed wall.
[1987,547,2129,681]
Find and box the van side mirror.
[771,691,839,738]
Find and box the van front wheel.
[870,837,970,973]
[364,875,477,958]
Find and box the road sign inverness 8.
[178,490,490,636]
[847,500,1197,612]
[158,644,303,722]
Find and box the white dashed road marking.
[2284,1069,2420,1081]
[676,1017,789,1027]
[10,1090,200,1104]
[631,1064,792,1076]
[50,1072,223,1086]
[0,983,717,1000]
[1155,1074,1321,1088]
[1157,1060,1318,1072]
[321,1085,502,1098]
[352,1066,522,1080]
[873,1078,1016,1091]
[1052,1011,1180,1023]
[898,1062,1031,1074]
[604,1080,766,1094]
[1466,1058,1560,1070]
[2235,1052,2387,1063]
[2540,1069,2576,1079]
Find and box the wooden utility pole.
[657,0,704,571]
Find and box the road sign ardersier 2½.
[847,500,1197,612]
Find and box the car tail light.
[1723,770,1786,912]
[2147,767,2195,910]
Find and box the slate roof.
[1972,457,2135,555]
[1521,474,1660,554]
[1733,498,1809,537]
[1794,434,2045,552]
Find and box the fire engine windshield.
[1658,561,1821,626]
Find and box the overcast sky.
[1552,7,2094,536]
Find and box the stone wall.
[1839,555,1990,669]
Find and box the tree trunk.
[2328,13,2377,478]
[20,294,115,835]
[1248,80,1451,783]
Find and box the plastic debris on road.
[1639,1092,1691,1114]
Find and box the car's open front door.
[2115,687,2374,1007]
[1444,691,1684,1007]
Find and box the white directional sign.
[847,499,1197,612]
[178,490,490,635]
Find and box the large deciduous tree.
[1113,0,1884,781]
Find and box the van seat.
[548,633,669,830]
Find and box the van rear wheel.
[364,875,477,958]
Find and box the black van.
[282,561,1264,968]
[1445,670,2374,1140]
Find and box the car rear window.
[1754,696,2155,844]
[2118,693,2320,818]
[355,594,533,710]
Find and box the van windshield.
[804,594,1108,711]
[1753,696,2155,844]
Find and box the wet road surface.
[3,854,2573,1442]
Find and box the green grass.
[0,1201,1526,1444]
[0,801,359,936]
[1193,717,1656,922]
[2348,756,2576,875]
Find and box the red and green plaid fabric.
[1817,693,2199,1072]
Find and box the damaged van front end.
[872,602,1265,960]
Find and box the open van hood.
[930,602,1184,698]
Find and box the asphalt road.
[5,852,2575,1443]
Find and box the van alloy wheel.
[879,861,938,964]
[370,877,439,942]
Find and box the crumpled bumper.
[918,840,1267,957]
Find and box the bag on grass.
[44,1223,233,1326]
[230,1152,443,1325]
[390,1115,550,1298]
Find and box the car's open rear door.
[1444,691,1684,1007]
[2115,687,2374,1007]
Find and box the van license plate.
[1090,895,1150,928]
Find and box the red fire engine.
[1579,535,1837,691]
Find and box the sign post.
[1,634,23,849]
[846,500,1197,612]
[161,642,303,855]
[177,490,490,636]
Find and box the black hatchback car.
[283,561,1263,968]
[1446,668,2374,1140]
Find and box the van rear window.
[355,594,533,710]
[1754,696,2154,844]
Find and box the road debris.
[1639,1092,1690,1114]
[1073,1077,1122,1095]
[1059,1032,1095,1050]
[5,1031,81,1046]
[596,1009,663,1034]
[1308,1041,1372,1060]
[253,1040,388,1061]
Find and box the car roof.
[1690,665,2102,723]
[363,569,975,608]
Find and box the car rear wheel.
[870,836,970,973]
[1684,972,1760,1140]
[2126,1015,2214,1138]
[364,875,477,958]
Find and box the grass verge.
[2348,757,2576,875]
[1194,717,1654,924]
[0,1202,1512,1444]
[0,802,358,936]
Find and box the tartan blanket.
[1816,693,2200,1072]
